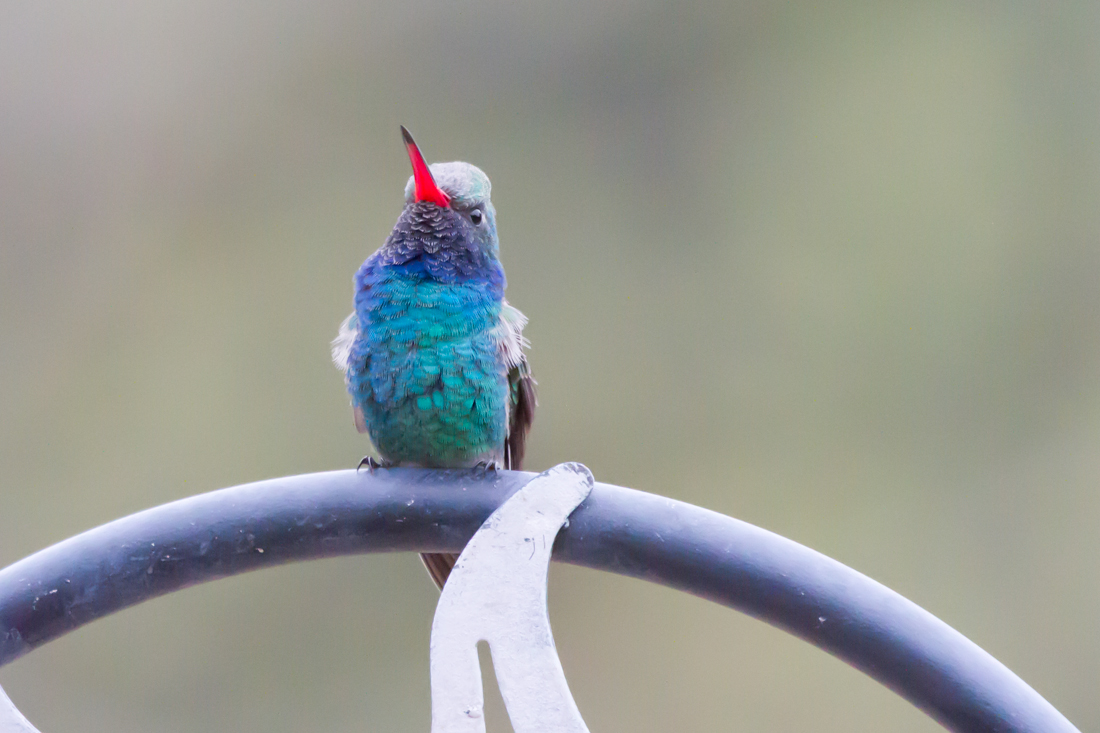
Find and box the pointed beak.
[401,126,451,208]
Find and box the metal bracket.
[430,462,593,733]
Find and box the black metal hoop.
[0,468,1078,733]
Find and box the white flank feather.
[496,300,530,370]
[331,313,358,372]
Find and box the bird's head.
[397,126,499,261]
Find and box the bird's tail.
[421,419,532,591]
[420,552,458,590]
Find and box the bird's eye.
[470,209,483,225]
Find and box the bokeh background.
[2,1,1099,730]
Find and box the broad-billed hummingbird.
[332,127,536,588]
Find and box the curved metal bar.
[0,468,1078,733]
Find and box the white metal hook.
[429,462,593,733]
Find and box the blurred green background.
[2,1,1099,730]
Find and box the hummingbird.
[332,127,536,589]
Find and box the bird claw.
[357,456,390,474]
[473,460,502,475]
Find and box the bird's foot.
[473,460,503,475]
[357,456,391,474]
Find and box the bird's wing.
[505,358,537,470]
[498,301,537,470]
[332,312,369,433]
